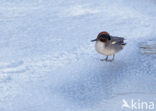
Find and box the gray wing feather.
[110,36,125,44]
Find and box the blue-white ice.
[0,0,156,111]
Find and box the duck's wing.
[110,36,125,44]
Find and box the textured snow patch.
[0,60,27,74]
[1,65,27,73]
[140,40,156,54]
[0,4,42,18]
[65,5,100,17]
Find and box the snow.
[0,0,156,111]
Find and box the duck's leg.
[107,54,115,62]
[112,54,115,61]
[100,56,108,61]
[105,56,108,61]
[110,54,115,62]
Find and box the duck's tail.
[122,43,126,45]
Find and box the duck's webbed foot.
[109,54,115,62]
[100,56,108,61]
[100,55,115,62]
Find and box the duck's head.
[91,31,111,42]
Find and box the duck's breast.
[95,41,116,56]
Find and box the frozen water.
[0,0,156,111]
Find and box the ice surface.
[0,0,156,111]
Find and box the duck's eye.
[101,34,110,40]
[101,34,106,38]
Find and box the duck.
[91,31,126,61]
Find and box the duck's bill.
[91,39,97,42]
